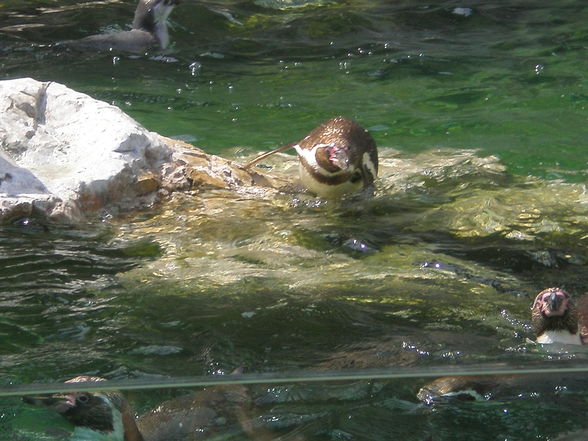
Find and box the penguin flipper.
[242,142,297,169]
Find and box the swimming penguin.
[417,288,588,403]
[244,116,378,199]
[24,376,143,441]
[417,372,588,404]
[24,373,279,441]
[59,0,179,53]
[531,287,588,345]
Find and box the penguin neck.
[69,410,125,441]
[532,312,580,344]
[70,399,143,441]
[297,160,362,198]
[294,144,363,198]
[132,1,174,49]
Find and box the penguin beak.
[547,291,562,312]
[23,393,75,414]
[540,289,568,317]
[328,146,350,169]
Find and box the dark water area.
[1,0,588,440]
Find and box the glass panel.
[5,367,588,440]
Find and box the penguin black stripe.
[297,155,362,186]
[245,116,378,198]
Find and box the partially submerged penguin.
[417,374,530,403]
[24,376,143,441]
[24,374,276,441]
[417,287,588,403]
[531,287,588,345]
[244,116,378,199]
[59,0,179,53]
[417,372,587,404]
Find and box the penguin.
[244,116,378,199]
[531,287,587,345]
[23,374,277,441]
[59,0,179,53]
[417,372,588,404]
[24,376,143,441]
[417,374,524,404]
[417,288,588,403]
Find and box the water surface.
[1,0,587,439]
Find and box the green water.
[2,0,587,180]
[1,0,588,440]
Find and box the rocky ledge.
[0,78,284,223]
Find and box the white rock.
[0,78,172,221]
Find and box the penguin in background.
[58,0,180,53]
[23,373,285,441]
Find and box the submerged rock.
[114,144,588,292]
[110,144,588,379]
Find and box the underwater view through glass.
[0,0,587,440]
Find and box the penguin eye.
[76,393,91,404]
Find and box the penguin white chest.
[297,162,362,199]
[536,330,582,345]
